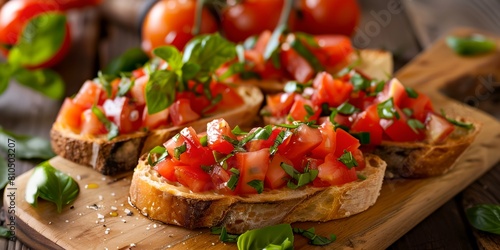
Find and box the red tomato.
[352,148,366,170]
[376,78,407,106]
[98,78,121,101]
[80,107,106,136]
[289,96,321,122]
[425,112,455,144]
[141,0,218,54]
[317,153,357,186]
[311,72,353,107]
[207,118,236,154]
[175,91,210,115]
[142,106,169,130]
[221,0,294,43]
[48,0,102,10]
[350,104,383,145]
[294,0,360,37]
[102,97,142,134]
[312,35,354,73]
[335,128,360,156]
[209,165,235,195]
[168,98,201,126]
[174,165,213,192]
[245,127,286,152]
[0,0,71,68]
[235,148,270,194]
[55,98,85,133]
[349,90,376,111]
[208,82,245,114]
[380,107,426,142]
[400,92,434,122]
[280,44,315,83]
[164,127,215,166]
[155,157,179,182]
[73,80,103,109]
[266,92,296,117]
[265,154,292,189]
[280,124,322,167]
[310,121,337,158]
[130,75,148,106]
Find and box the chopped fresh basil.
[337,102,359,115]
[227,168,240,190]
[238,224,294,250]
[269,130,293,155]
[0,127,55,160]
[407,119,425,134]
[173,143,187,160]
[338,150,358,169]
[218,62,245,81]
[329,107,339,125]
[466,204,500,234]
[405,87,419,98]
[295,32,319,48]
[440,109,474,129]
[239,125,273,147]
[377,98,400,120]
[218,227,240,243]
[372,80,386,96]
[222,135,239,146]
[293,227,336,246]
[446,35,496,56]
[147,146,168,167]
[304,105,315,117]
[284,81,308,93]
[289,36,324,72]
[351,73,371,91]
[281,163,318,189]
[351,132,371,145]
[95,71,116,98]
[91,106,119,140]
[117,75,133,97]
[25,161,79,213]
[247,180,264,194]
[357,174,367,180]
[402,107,413,117]
[231,125,248,136]
[199,135,208,147]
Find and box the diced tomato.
[103,96,142,134]
[155,157,180,182]
[55,98,86,133]
[207,118,236,154]
[280,124,322,168]
[142,106,169,130]
[73,80,103,109]
[304,157,329,187]
[425,112,455,144]
[310,121,337,158]
[317,153,357,186]
[80,107,107,136]
[265,154,292,190]
[169,98,201,126]
[235,148,270,195]
[352,148,366,170]
[175,91,209,115]
[164,127,215,167]
[280,44,315,83]
[311,72,353,107]
[209,165,235,195]
[350,104,383,145]
[174,165,214,192]
[376,78,406,106]
[98,78,121,101]
[245,127,280,152]
[289,96,321,122]
[130,75,148,106]
[400,92,434,122]
[209,82,245,113]
[380,107,426,142]
[313,35,354,73]
[349,90,376,111]
[335,128,361,156]
[266,92,296,117]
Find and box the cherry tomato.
[141,0,218,54]
[294,0,360,36]
[221,0,294,42]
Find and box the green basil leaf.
[281,162,317,189]
[407,119,425,134]
[293,227,336,246]
[239,125,273,147]
[402,107,413,117]
[289,36,324,72]
[200,135,208,147]
[377,98,400,119]
[103,48,149,76]
[237,224,294,250]
[183,33,236,78]
[0,63,15,95]
[218,62,244,81]
[357,173,367,180]
[12,68,65,99]
[284,81,307,93]
[8,13,66,67]
[180,62,201,82]
[466,204,500,234]
[263,238,293,250]
[117,76,133,97]
[153,46,183,71]
[338,150,358,169]
[337,102,359,115]
[0,226,11,239]
[174,143,187,160]
[351,73,371,92]
[295,32,319,48]
[145,70,177,114]
[0,156,8,189]
[227,168,240,190]
[94,71,116,98]
[25,161,79,213]
[91,106,119,140]
[440,109,474,129]
[231,125,248,136]
[0,127,55,159]
[405,87,419,98]
[269,130,293,155]
[446,35,496,56]
[247,180,264,194]
[372,80,386,96]
[147,146,168,167]
[351,132,371,145]
[219,227,239,243]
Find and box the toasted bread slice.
[129,153,386,234]
[239,49,393,94]
[50,85,263,175]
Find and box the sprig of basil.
[25,161,80,213]
[446,35,496,56]
[292,227,336,246]
[466,204,500,234]
[0,127,55,159]
[237,224,294,250]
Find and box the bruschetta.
[129,118,387,233]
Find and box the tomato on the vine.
[294,0,360,36]
[141,0,218,54]
[221,0,295,43]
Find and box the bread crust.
[50,85,263,175]
[129,154,386,234]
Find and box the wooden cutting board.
[6,27,500,250]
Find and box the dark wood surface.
[1,0,499,249]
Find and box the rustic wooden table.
[1,0,500,249]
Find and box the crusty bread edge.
[50,84,264,175]
[129,154,386,234]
